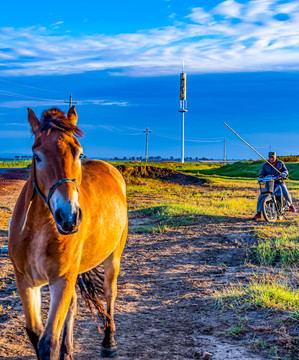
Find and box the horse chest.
[18,231,80,285]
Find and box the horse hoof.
[101,346,117,358]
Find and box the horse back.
[82,160,126,197]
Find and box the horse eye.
[33,154,41,162]
[79,153,84,159]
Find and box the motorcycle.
[258,175,288,222]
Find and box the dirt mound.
[0,168,30,181]
[116,165,209,185]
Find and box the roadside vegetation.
[215,273,299,316]
[250,221,299,266]
[127,176,257,233]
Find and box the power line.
[0,89,62,102]
[0,78,54,93]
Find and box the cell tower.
[179,61,187,163]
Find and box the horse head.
[28,106,84,235]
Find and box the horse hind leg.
[15,274,44,359]
[77,225,127,358]
[101,225,127,358]
[59,290,77,360]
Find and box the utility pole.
[179,61,187,163]
[270,144,272,152]
[64,93,77,109]
[224,138,226,164]
[144,129,152,162]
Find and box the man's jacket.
[259,160,288,184]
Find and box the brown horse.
[8,107,127,359]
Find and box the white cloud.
[244,0,276,20]
[51,21,64,27]
[0,0,299,76]
[186,7,213,24]
[276,1,299,13]
[212,0,242,18]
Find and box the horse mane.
[38,107,84,137]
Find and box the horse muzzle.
[54,206,83,235]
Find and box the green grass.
[0,160,31,168]
[195,161,299,181]
[128,176,258,232]
[215,274,299,316]
[225,316,248,338]
[194,161,263,178]
[251,222,299,266]
[131,204,201,229]
[131,224,170,234]
[109,160,222,172]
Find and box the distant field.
[3,159,299,180]
[0,160,31,168]
[110,160,299,180]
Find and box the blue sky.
[1,0,299,159]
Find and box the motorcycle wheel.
[262,197,277,222]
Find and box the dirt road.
[0,172,297,359]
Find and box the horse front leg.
[59,290,77,360]
[15,273,44,359]
[39,274,77,360]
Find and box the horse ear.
[28,108,40,134]
[67,106,78,126]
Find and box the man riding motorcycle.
[253,151,296,220]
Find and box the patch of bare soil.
[0,172,298,360]
[116,165,209,185]
[0,168,30,181]
[0,170,26,232]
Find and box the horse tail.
[76,267,109,333]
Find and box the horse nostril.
[54,207,81,234]
[77,207,83,225]
[64,221,74,232]
[54,209,63,225]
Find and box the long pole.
[181,112,184,163]
[144,129,151,162]
[224,122,281,174]
[223,138,226,164]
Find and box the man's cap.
[268,151,276,157]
